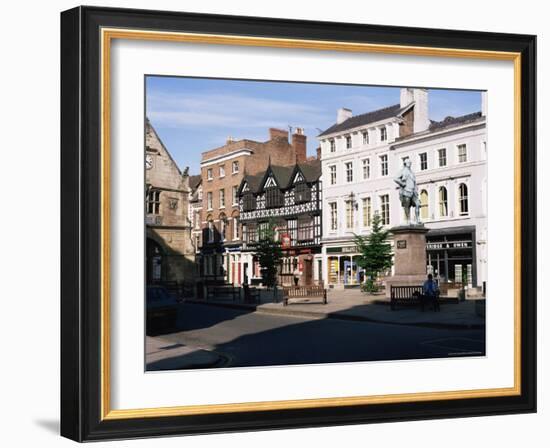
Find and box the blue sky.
[146,76,481,175]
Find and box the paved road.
[157,303,485,369]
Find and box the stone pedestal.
[385,225,429,297]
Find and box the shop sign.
[326,245,358,254]
[427,240,472,250]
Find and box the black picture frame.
[61,5,536,442]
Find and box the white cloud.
[146,91,329,132]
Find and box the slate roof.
[188,174,201,190]
[318,104,404,137]
[241,159,321,193]
[429,112,483,131]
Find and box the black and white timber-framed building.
[238,159,323,286]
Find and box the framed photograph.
[60,6,536,441]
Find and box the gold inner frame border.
[100,27,522,421]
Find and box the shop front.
[325,245,365,287]
[426,226,477,287]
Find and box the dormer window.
[295,182,311,204]
[265,187,283,208]
[242,192,256,212]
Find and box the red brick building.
[199,127,307,285]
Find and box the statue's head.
[403,157,412,168]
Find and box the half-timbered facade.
[238,159,322,286]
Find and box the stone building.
[318,88,487,291]
[145,119,195,284]
[199,127,307,285]
[238,158,322,286]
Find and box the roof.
[188,174,201,190]
[429,112,483,131]
[318,104,404,137]
[241,159,321,194]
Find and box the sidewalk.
[187,288,485,330]
[146,336,227,371]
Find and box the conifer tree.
[354,212,393,292]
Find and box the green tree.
[354,211,393,293]
[256,219,283,295]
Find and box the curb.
[184,299,485,331]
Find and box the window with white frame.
[329,165,337,185]
[362,197,372,227]
[232,214,239,240]
[207,168,213,181]
[219,214,227,240]
[207,191,213,210]
[207,218,214,242]
[362,131,369,145]
[362,158,370,179]
[330,139,336,152]
[420,189,429,220]
[380,127,387,141]
[219,165,225,177]
[438,148,447,167]
[232,185,239,205]
[345,200,354,229]
[329,202,338,231]
[380,154,388,176]
[458,144,467,163]
[419,152,428,171]
[380,194,390,225]
[346,135,352,149]
[439,186,448,217]
[345,161,353,183]
[194,210,201,229]
[459,183,469,215]
[219,189,225,208]
[232,160,239,174]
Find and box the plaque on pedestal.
[385,224,429,297]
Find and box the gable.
[263,175,278,189]
[145,120,183,190]
[293,171,305,184]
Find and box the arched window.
[459,183,469,215]
[232,211,240,240]
[420,189,429,220]
[219,213,227,241]
[207,214,214,243]
[439,186,448,217]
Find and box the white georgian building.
[318,88,487,291]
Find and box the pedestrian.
[293,267,300,287]
[422,273,440,311]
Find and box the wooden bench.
[243,284,261,304]
[282,286,327,306]
[206,285,240,302]
[390,285,440,311]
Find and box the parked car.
[146,285,179,333]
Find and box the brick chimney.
[400,88,429,133]
[269,128,289,141]
[292,127,307,163]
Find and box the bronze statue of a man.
[394,157,421,225]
